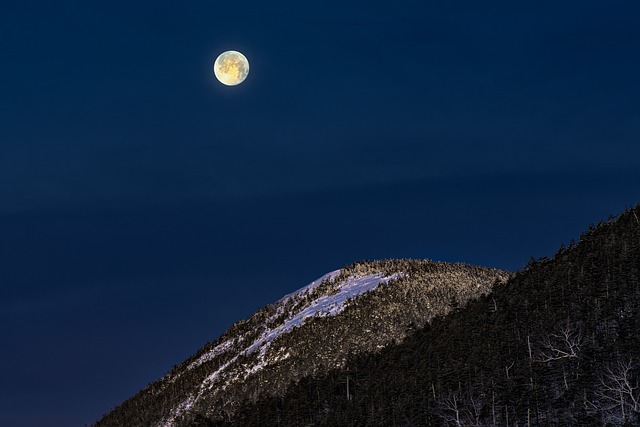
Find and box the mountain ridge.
[224,205,640,426]
[98,205,640,426]
[96,260,510,426]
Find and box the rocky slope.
[96,259,510,426]
[225,206,640,426]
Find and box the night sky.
[2,1,640,425]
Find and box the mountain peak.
[97,259,509,427]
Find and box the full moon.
[213,50,249,86]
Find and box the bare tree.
[536,323,583,363]
[436,387,484,426]
[535,323,584,393]
[505,362,514,380]
[585,358,640,425]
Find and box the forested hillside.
[214,206,640,426]
[96,260,508,427]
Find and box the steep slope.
[96,260,510,427]
[225,206,640,426]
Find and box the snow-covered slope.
[159,270,400,427]
[96,259,511,427]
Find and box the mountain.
[97,205,640,427]
[95,260,510,426]
[223,206,640,426]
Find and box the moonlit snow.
[157,270,401,427]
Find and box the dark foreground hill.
[211,206,640,426]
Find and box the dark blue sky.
[1,0,639,425]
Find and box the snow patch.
[155,270,401,427]
[202,355,240,389]
[245,272,401,370]
[187,339,235,371]
[157,394,195,427]
[278,269,342,302]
